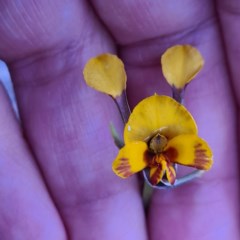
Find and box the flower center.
[148,133,168,154]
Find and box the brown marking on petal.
[194,143,211,170]
[115,158,133,177]
[163,147,178,163]
[194,143,202,148]
[150,166,162,185]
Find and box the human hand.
[0,1,239,239]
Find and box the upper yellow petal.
[164,134,213,170]
[161,45,204,89]
[124,95,198,143]
[83,53,127,98]
[112,141,149,178]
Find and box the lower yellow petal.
[149,162,166,185]
[164,134,213,170]
[165,163,176,185]
[112,141,149,178]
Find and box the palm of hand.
[0,1,239,239]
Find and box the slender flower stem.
[110,123,124,149]
[172,86,185,104]
[142,181,153,208]
[113,90,131,124]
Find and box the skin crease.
[0,0,239,239]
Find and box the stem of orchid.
[142,181,153,208]
[172,86,185,104]
[109,123,124,149]
[113,90,131,124]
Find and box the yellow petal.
[165,162,176,185]
[83,53,127,98]
[161,45,204,89]
[149,158,176,185]
[124,95,197,143]
[149,164,166,185]
[164,134,213,170]
[112,141,149,178]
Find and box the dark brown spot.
[164,147,178,162]
[144,150,155,166]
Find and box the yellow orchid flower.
[82,46,213,187]
[112,95,213,185]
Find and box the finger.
[217,1,240,101]
[0,82,66,239]
[91,0,239,239]
[0,1,147,239]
